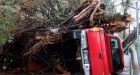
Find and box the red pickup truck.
[80,27,124,75]
[26,27,124,75]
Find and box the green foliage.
[0,0,85,46]
[0,0,16,46]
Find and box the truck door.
[85,28,107,75]
[105,34,124,72]
[110,37,124,71]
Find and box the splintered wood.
[73,1,104,26]
[60,0,133,33]
[23,0,133,56]
[35,32,61,44]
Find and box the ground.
[119,54,131,75]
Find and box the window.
[110,38,122,69]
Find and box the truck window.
[110,38,122,69]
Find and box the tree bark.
[123,28,137,52]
